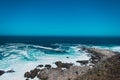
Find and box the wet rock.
[66,57,69,58]
[76,60,88,65]
[55,61,62,68]
[37,64,44,68]
[26,78,29,80]
[0,69,15,76]
[55,61,73,69]
[45,64,51,69]
[24,68,40,79]
[6,69,15,73]
[30,68,40,79]
[24,72,30,78]
[80,46,87,51]
[0,70,5,76]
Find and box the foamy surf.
[0,43,120,80]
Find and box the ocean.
[0,36,120,80]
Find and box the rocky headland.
[24,47,119,80]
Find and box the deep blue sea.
[1,36,120,46]
[0,36,120,80]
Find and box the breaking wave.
[0,43,120,80]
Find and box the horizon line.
[0,35,120,38]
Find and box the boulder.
[55,61,73,69]
[24,72,30,78]
[24,68,40,79]
[30,68,40,79]
[6,69,15,73]
[76,60,88,65]
[45,64,51,69]
[55,61,62,68]
[0,70,5,76]
[37,64,44,68]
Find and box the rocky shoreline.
[24,47,117,80]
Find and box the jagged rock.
[30,68,40,79]
[55,61,62,68]
[0,70,5,76]
[24,72,30,78]
[0,69,15,76]
[24,68,40,79]
[76,60,88,65]
[55,61,73,69]
[90,55,101,64]
[45,64,51,69]
[6,69,15,73]
[37,64,44,68]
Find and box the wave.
[0,43,120,80]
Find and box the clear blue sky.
[0,0,120,36]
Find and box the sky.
[0,0,120,37]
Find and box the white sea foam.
[0,43,119,80]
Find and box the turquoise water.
[0,43,120,80]
[0,43,90,80]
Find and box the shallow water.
[0,43,120,80]
[0,43,90,80]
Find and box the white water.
[0,43,120,80]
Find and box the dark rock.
[75,71,78,74]
[26,78,29,80]
[63,63,73,69]
[24,72,30,78]
[45,64,51,69]
[80,46,87,51]
[6,69,15,73]
[55,61,62,68]
[90,55,101,64]
[66,57,69,58]
[55,61,73,69]
[30,68,40,79]
[0,70,5,76]
[24,68,40,79]
[76,60,88,65]
[37,64,44,68]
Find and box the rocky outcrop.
[24,65,90,80]
[0,70,5,76]
[55,61,73,69]
[0,69,15,76]
[75,54,120,80]
[24,68,40,79]
[76,60,89,66]
[45,64,51,69]
[85,48,115,58]
[24,47,117,80]
[37,64,44,68]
